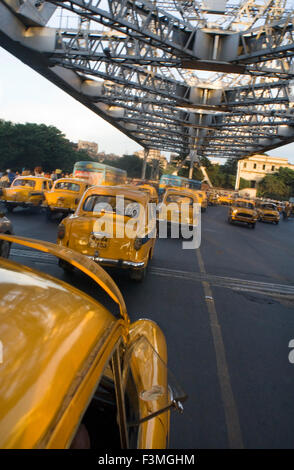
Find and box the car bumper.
[46,206,73,213]
[231,216,256,223]
[4,200,41,207]
[87,256,145,269]
[260,216,279,222]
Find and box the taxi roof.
[84,185,149,204]
[163,187,199,200]
[234,198,255,203]
[0,257,118,448]
[14,175,51,180]
[53,177,87,185]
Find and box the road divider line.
[196,248,244,449]
[11,249,294,298]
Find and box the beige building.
[77,140,98,158]
[235,154,294,190]
[134,149,168,169]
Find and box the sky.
[1,47,294,164]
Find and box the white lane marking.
[149,267,294,298]
[196,248,244,449]
[10,248,294,298]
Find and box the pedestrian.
[6,169,15,184]
[0,171,10,188]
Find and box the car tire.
[129,266,146,282]
[6,205,14,213]
[275,220,279,225]
[46,208,52,220]
[251,223,256,229]
[58,258,74,273]
[0,237,11,258]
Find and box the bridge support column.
[141,148,149,180]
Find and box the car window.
[165,194,194,205]
[69,345,134,449]
[13,179,35,188]
[83,195,140,218]
[55,182,80,192]
[235,201,254,209]
[262,204,276,210]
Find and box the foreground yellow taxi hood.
[0,234,128,322]
[0,257,123,449]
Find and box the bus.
[73,161,127,186]
[159,174,201,195]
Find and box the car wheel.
[275,220,279,225]
[46,208,52,220]
[0,238,11,258]
[251,223,256,229]
[58,258,74,273]
[129,266,146,282]
[6,205,14,213]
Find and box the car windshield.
[13,179,35,188]
[55,182,80,192]
[234,201,254,209]
[261,204,276,210]
[83,195,140,218]
[165,194,194,204]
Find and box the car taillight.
[57,224,65,239]
[134,237,143,250]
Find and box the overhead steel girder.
[10,24,294,111]
[47,1,294,76]
[3,0,57,26]
[1,0,294,159]
[0,2,144,148]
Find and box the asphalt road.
[6,205,294,449]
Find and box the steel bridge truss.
[0,0,293,160]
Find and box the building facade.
[77,140,98,158]
[134,149,168,169]
[235,154,294,190]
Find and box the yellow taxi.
[119,183,159,204]
[57,185,157,281]
[136,184,159,204]
[193,190,208,212]
[207,192,218,206]
[0,176,52,212]
[228,198,258,229]
[257,202,280,224]
[0,234,186,448]
[158,187,200,235]
[217,194,233,206]
[44,178,89,219]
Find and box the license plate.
[95,237,109,249]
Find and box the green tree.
[0,120,90,172]
[103,154,152,179]
[257,169,294,200]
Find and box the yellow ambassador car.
[158,187,200,234]
[257,202,280,224]
[57,185,157,281]
[0,176,52,212]
[44,178,89,219]
[217,194,233,206]
[0,234,186,449]
[228,198,258,229]
[119,183,159,204]
[193,190,208,212]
